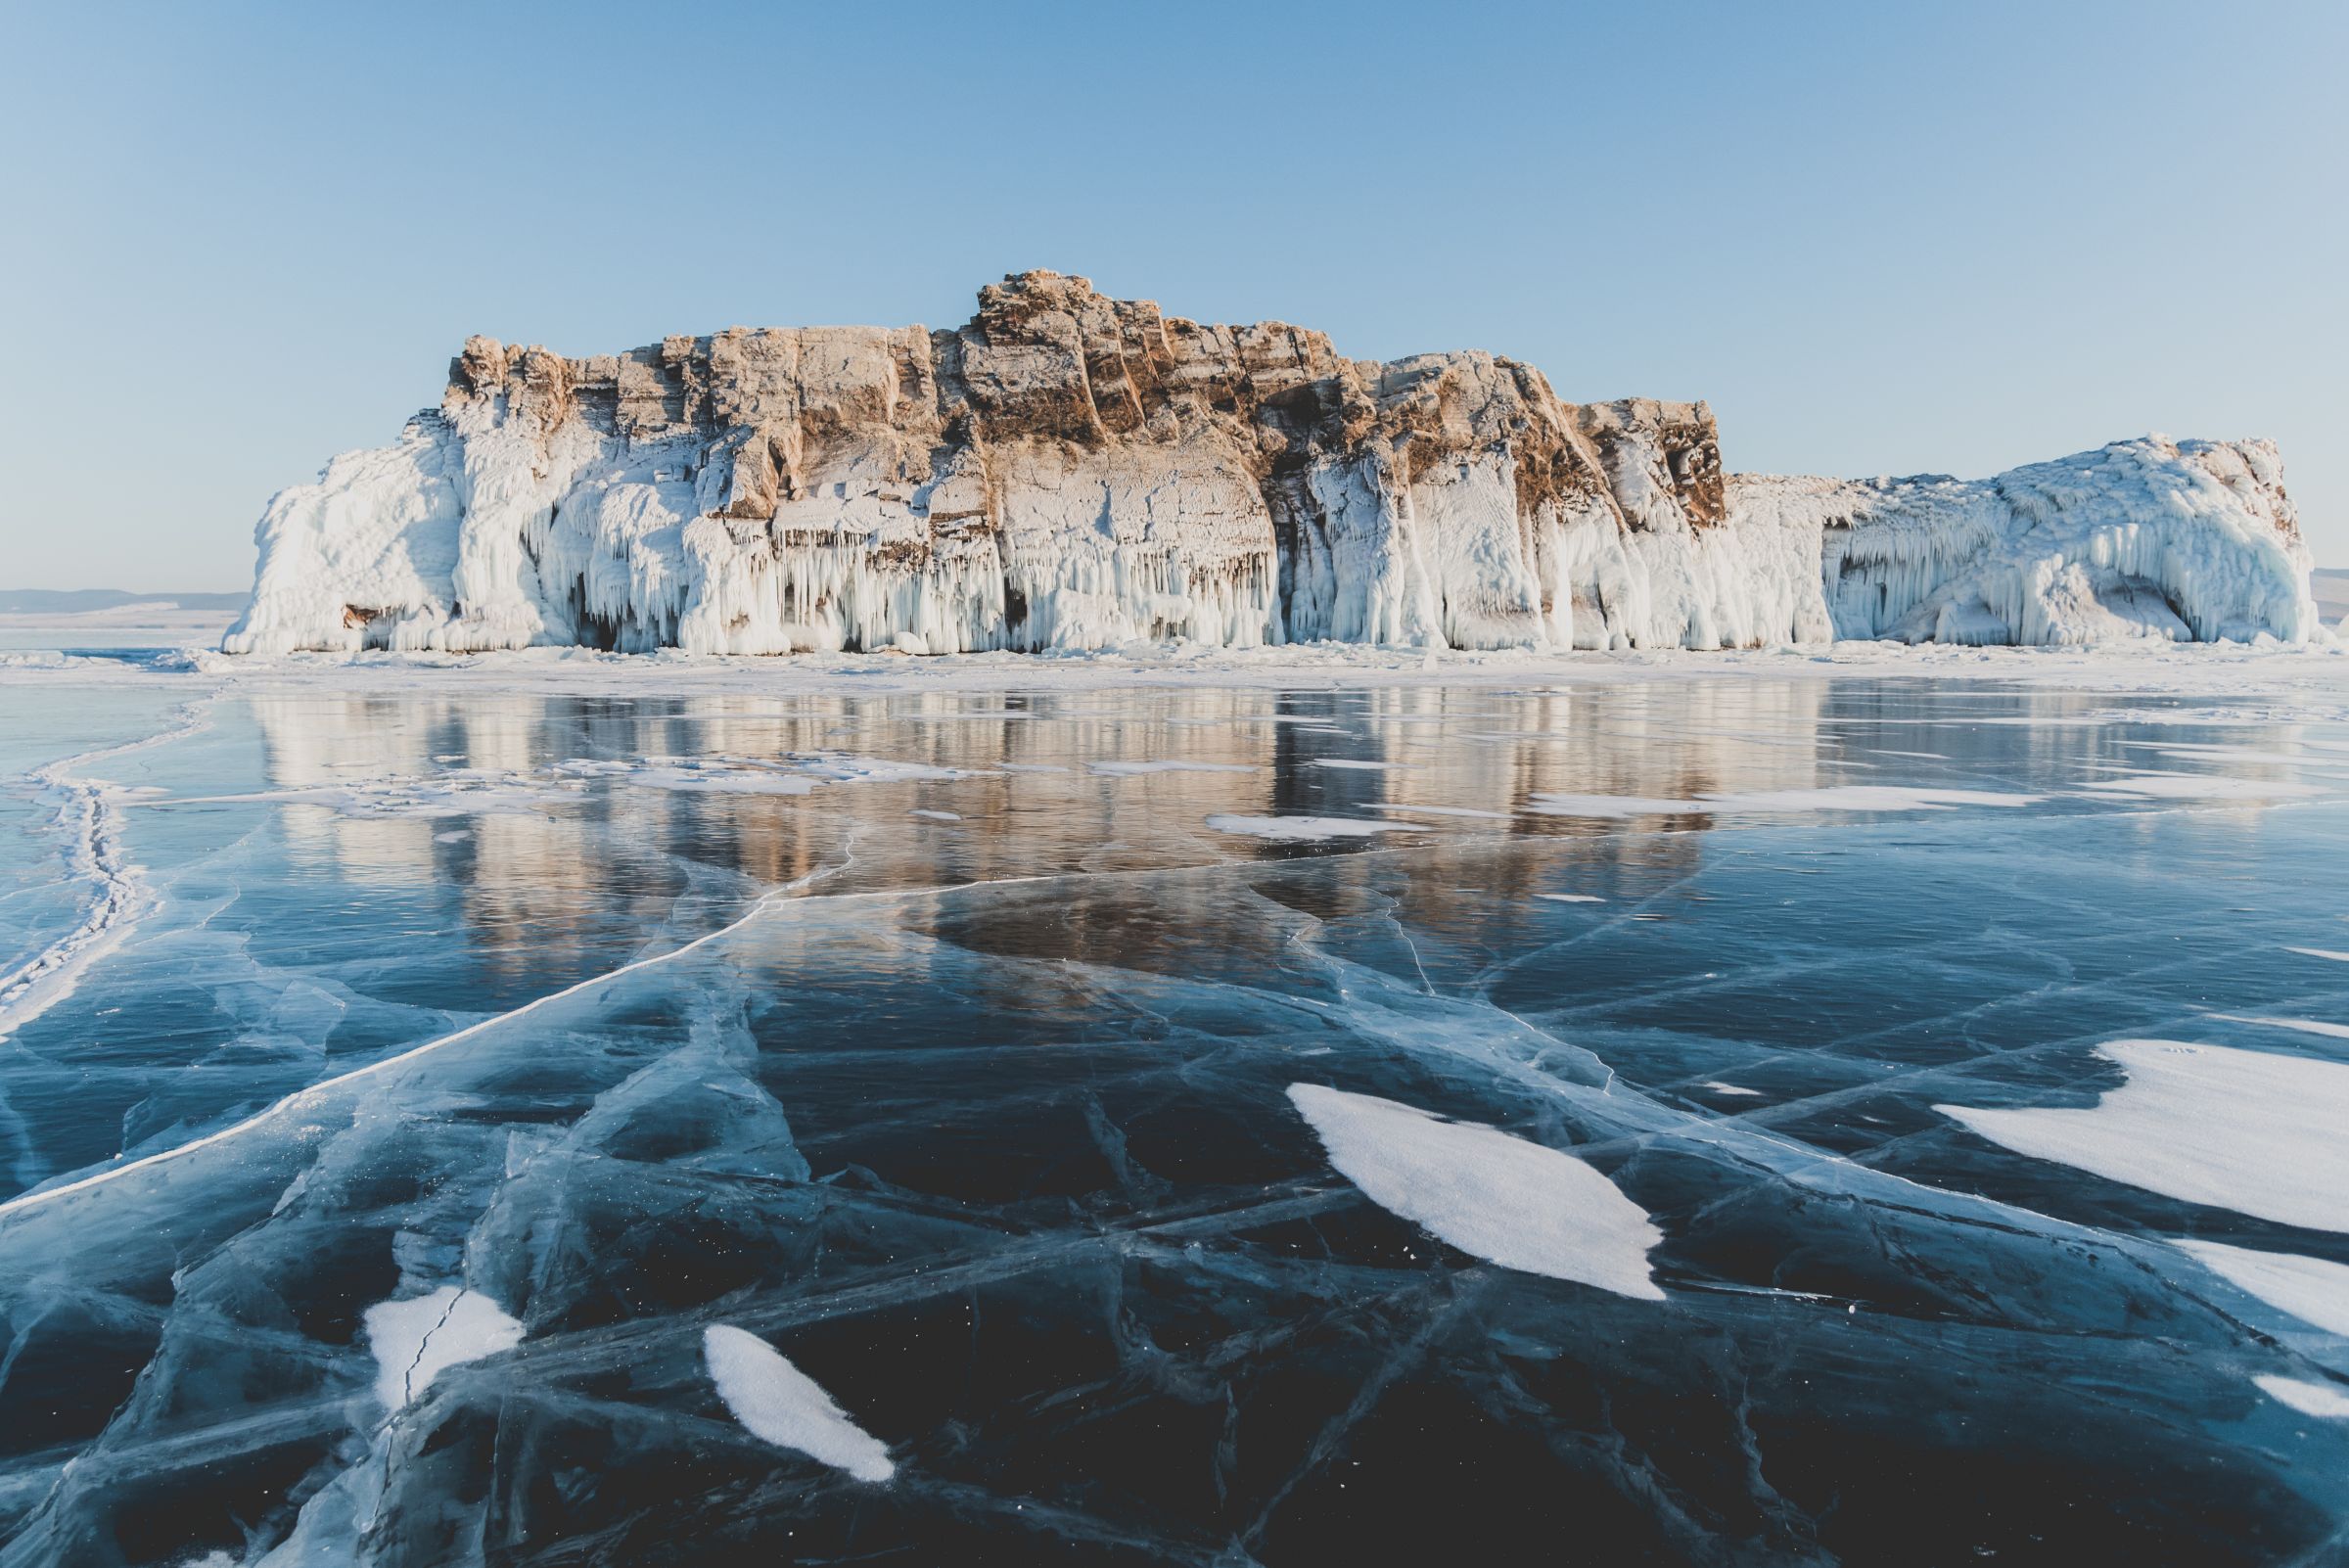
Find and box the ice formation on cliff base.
[222,272,2317,658]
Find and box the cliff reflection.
[242,678,2189,990]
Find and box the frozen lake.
[4,661,2349,1564]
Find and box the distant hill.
[0,588,249,614]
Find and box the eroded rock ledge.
[225,271,2316,656]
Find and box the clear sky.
[4,0,2344,590]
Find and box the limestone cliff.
[223,272,2315,656]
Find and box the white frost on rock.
[364,1286,525,1412]
[220,273,2318,661]
[1744,436,2316,646]
[1936,1040,2349,1231]
[1287,1083,1665,1299]
[704,1323,896,1482]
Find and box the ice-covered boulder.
[223,273,2315,656]
[1737,437,2316,646]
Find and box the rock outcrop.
[223,271,2317,656]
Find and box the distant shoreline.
[0,588,248,615]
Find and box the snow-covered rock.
[223,272,2316,657]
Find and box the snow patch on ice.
[1525,785,2038,817]
[2080,771,2327,801]
[2209,1014,2349,1041]
[1537,894,1605,903]
[1937,1040,2349,1231]
[1523,793,1707,818]
[2175,1240,2349,1336]
[1369,803,1514,820]
[364,1287,525,1411]
[791,754,986,784]
[1205,815,1411,842]
[704,1324,896,1482]
[2254,1376,2349,1418]
[1286,1083,1664,1299]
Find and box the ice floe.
[1286,1084,1664,1299]
[1937,1040,2349,1231]
[704,1324,896,1482]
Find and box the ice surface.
[1938,1041,2349,1230]
[2175,1241,2349,1337]
[1288,1084,1664,1299]
[704,1324,896,1483]
[3,670,2348,1562]
[364,1287,525,1410]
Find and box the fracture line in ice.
[0,700,212,1043]
[1286,1084,1665,1299]
[0,850,867,1218]
[1936,1040,2349,1231]
[704,1324,895,1482]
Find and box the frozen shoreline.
[6,635,2349,704]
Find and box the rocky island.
[224,271,2318,657]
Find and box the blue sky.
[4,0,2343,588]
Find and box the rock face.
[223,271,2317,656]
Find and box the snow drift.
[223,272,2317,657]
